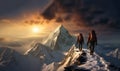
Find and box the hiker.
[76,33,84,51]
[87,30,97,55]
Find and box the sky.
[0,0,55,38]
[0,0,120,39]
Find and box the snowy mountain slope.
[106,48,120,60]
[42,45,110,71]
[96,45,120,69]
[42,62,59,71]
[106,48,120,71]
[25,42,65,64]
[0,47,42,71]
[0,47,16,67]
[43,25,75,51]
[25,43,54,64]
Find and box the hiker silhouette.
[76,33,84,51]
[87,30,97,55]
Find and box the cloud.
[0,0,120,35]
[41,4,56,20]
[0,37,11,42]
[41,0,120,30]
[0,19,12,24]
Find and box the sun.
[32,27,40,33]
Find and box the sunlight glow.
[32,26,40,33]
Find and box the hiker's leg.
[81,43,82,51]
[91,42,95,55]
[78,43,81,51]
[80,43,82,51]
[91,46,93,55]
[87,43,90,50]
[90,43,93,55]
[92,43,95,54]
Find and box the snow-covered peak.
[106,48,120,59]
[54,25,68,33]
[44,25,75,50]
[0,47,15,66]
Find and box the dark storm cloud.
[41,0,120,29]
[56,17,63,22]
[0,0,120,29]
[42,4,55,20]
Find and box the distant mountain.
[95,44,120,69]
[0,47,42,71]
[107,48,120,60]
[25,43,56,64]
[43,25,75,50]
[0,47,17,68]
[106,48,120,67]
[25,41,65,64]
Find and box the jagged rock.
[64,65,75,71]
[64,65,90,71]
[74,68,90,71]
[75,51,87,65]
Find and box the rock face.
[44,25,75,50]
